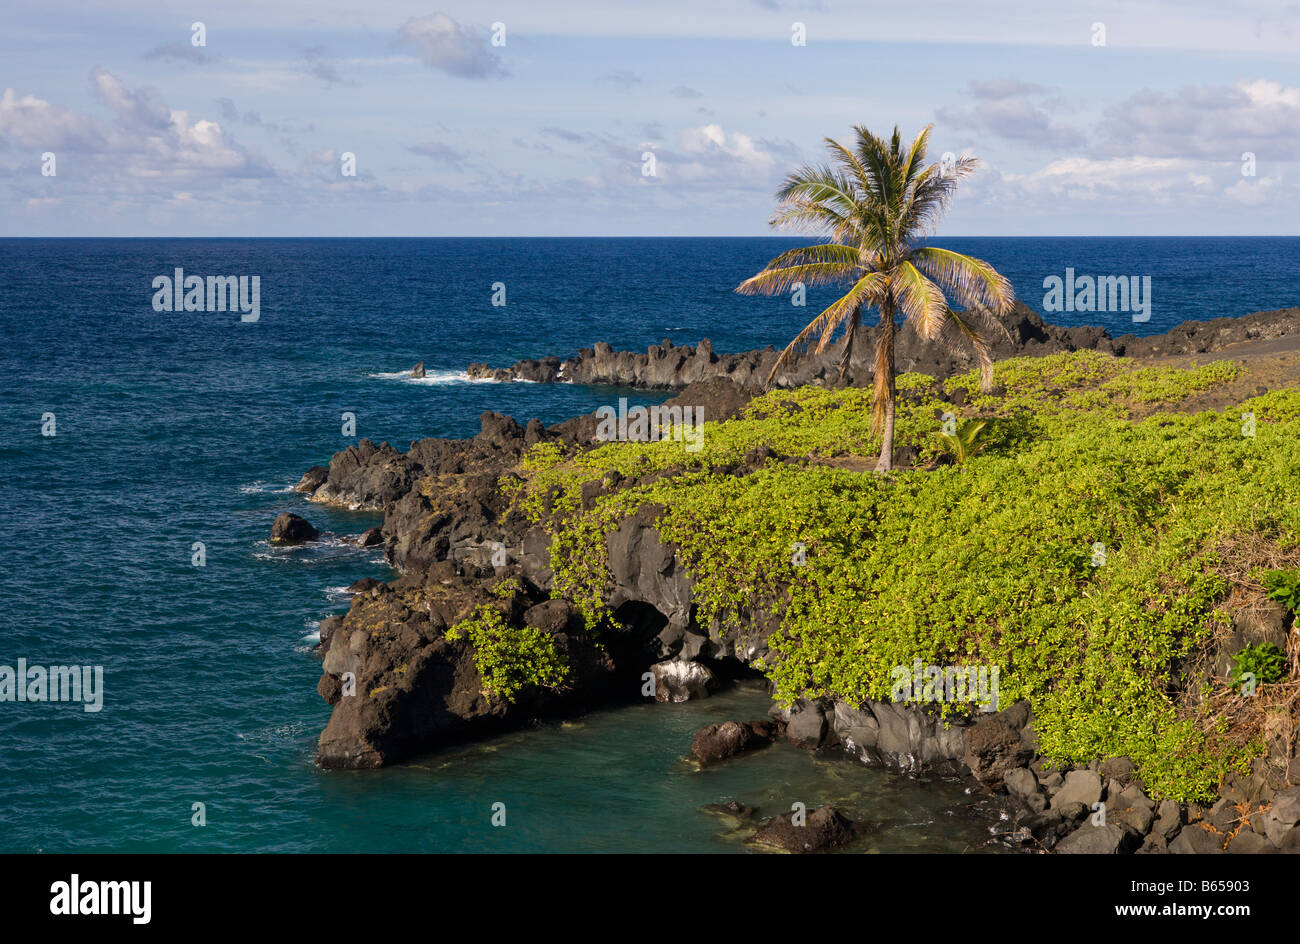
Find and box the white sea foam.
[369,368,501,385]
[239,481,296,495]
[251,535,371,564]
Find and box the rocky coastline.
[467,304,1300,391]
[290,304,1300,853]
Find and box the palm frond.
[736,261,858,295]
[821,136,875,204]
[770,199,862,243]
[933,418,993,465]
[851,124,899,210]
[892,261,948,340]
[898,125,933,193]
[943,305,997,390]
[899,156,977,237]
[909,246,1015,316]
[755,243,860,269]
[775,166,862,221]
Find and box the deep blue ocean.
[1,237,1296,853]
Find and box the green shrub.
[490,575,524,599]
[1230,643,1288,692]
[1100,361,1242,404]
[1263,568,1300,613]
[446,605,570,703]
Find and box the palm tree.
[736,124,1015,471]
[932,417,994,466]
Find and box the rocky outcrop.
[315,569,627,768]
[773,696,969,773]
[411,361,425,379]
[690,720,779,765]
[297,404,1300,851]
[270,512,319,544]
[466,306,1300,392]
[310,439,414,511]
[468,303,1087,390]
[295,465,329,493]
[1113,307,1300,357]
[749,805,864,853]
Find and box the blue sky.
[3,0,1300,235]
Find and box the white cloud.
[0,70,272,185]
[667,124,779,187]
[1224,175,1280,206]
[1096,79,1300,159]
[939,80,1081,150]
[397,14,505,79]
[1238,79,1300,109]
[91,67,171,131]
[0,88,106,150]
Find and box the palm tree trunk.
[873,300,897,473]
[837,306,861,383]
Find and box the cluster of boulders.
[268,510,381,548]
[698,799,865,853]
[721,695,1300,854]
[1001,758,1300,854]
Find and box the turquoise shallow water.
[1,237,1295,853]
[239,683,1001,855]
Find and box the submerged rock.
[690,720,778,765]
[702,799,758,820]
[750,805,863,854]
[270,512,319,544]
